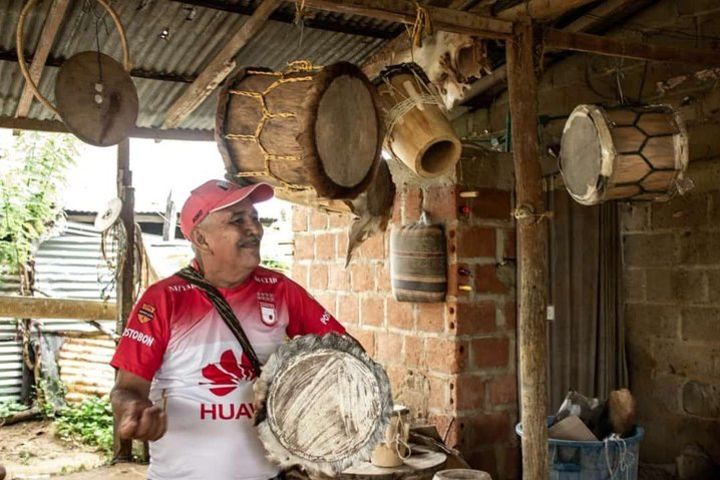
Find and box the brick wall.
[451,0,720,465]
[621,157,720,463]
[291,153,519,479]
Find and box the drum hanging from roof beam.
[559,104,690,205]
[216,62,383,200]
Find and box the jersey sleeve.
[284,278,345,337]
[110,284,171,381]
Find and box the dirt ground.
[0,419,109,479]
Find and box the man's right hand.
[117,399,167,441]
[111,370,167,442]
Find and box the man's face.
[195,198,263,270]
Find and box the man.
[110,179,345,480]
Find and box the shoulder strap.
[175,266,262,376]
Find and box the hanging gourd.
[16,0,138,147]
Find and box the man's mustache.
[239,235,261,247]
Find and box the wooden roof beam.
[162,0,284,129]
[300,0,513,37]
[545,28,720,67]
[15,0,71,118]
[0,116,214,142]
[488,0,596,22]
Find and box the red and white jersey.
[110,266,345,480]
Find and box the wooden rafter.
[562,0,649,33]
[15,0,70,118]
[487,0,596,21]
[300,0,513,37]
[0,116,214,142]
[545,28,720,66]
[163,0,284,129]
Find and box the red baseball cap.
[180,180,274,239]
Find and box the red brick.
[385,364,407,390]
[315,293,336,316]
[358,233,385,259]
[404,188,422,223]
[416,303,445,333]
[456,301,496,335]
[392,192,402,223]
[475,264,508,294]
[377,262,391,293]
[427,337,467,374]
[454,374,485,410]
[310,209,329,230]
[471,337,510,369]
[457,227,496,258]
[361,297,384,326]
[348,327,375,356]
[503,228,517,259]
[387,299,414,330]
[292,207,308,232]
[377,332,403,364]
[328,264,350,291]
[429,413,462,448]
[290,263,308,287]
[315,233,335,260]
[499,445,521,480]
[425,185,458,221]
[403,336,425,367]
[351,264,375,292]
[309,264,328,290]
[294,235,313,260]
[464,411,511,445]
[338,295,359,326]
[504,301,517,329]
[488,374,518,406]
[428,374,449,410]
[329,213,352,229]
[336,231,349,261]
[468,189,511,220]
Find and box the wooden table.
[340,446,447,480]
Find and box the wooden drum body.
[375,63,461,179]
[560,104,689,205]
[390,221,447,303]
[217,62,383,200]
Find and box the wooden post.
[114,137,135,461]
[506,21,549,480]
[0,296,116,319]
[162,190,176,241]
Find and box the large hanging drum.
[560,104,689,205]
[216,62,383,200]
[390,218,447,303]
[375,63,461,179]
[255,334,392,476]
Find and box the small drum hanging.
[255,333,392,476]
[390,216,447,303]
[560,104,689,205]
[16,0,137,147]
[375,63,461,179]
[55,52,139,147]
[216,62,383,200]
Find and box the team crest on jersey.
[259,302,277,326]
[138,303,155,324]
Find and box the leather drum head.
[255,333,393,476]
[55,51,138,147]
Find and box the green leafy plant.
[0,131,77,280]
[54,396,114,455]
[261,258,289,272]
[0,400,28,419]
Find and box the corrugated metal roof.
[0,0,396,130]
[0,270,22,403]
